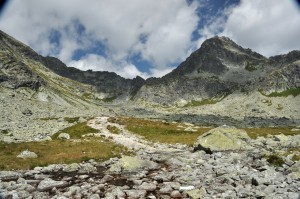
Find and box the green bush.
[267,154,284,167]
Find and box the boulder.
[186,188,205,199]
[58,133,70,140]
[17,150,38,159]
[194,126,251,153]
[37,178,67,191]
[108,156,158,174]
[0,171,21,180]
[124,190,147,198]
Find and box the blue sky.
[0,0,300,79]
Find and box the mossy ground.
[0,122,130,170]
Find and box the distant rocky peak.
[167,36,267,77]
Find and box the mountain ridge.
[0,29,299,125]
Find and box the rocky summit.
[0,29,299,199]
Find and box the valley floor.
[0,116,299,198]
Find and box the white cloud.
[0,0,200,78]
[137,1,199,68]
[68,54,149,79]
[199,0,300,57]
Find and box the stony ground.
[0,117,299,199]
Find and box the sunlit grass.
[243,127,299,139]
[109,117,212,146]
[52,122,99,139]
[0,138,130,170]
[0,122,130,170]
[109,117,300,146]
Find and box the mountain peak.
[167,36,266,77]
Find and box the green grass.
[52,122,99,139]
[259,87,300,97]
[111,117,300,147]
[39,117,59,121]
[267,87,300,97]
[266,154,284,167]
[101,96,117,102]
[0,139,130,170]
[111,117,212,146]
[184,99,219,107]
[107,125,121,134]
[0,121,130,170]
[0,129,10,135]
[244,127,298,139]
[64,117,80,123]
[82,92,92,99]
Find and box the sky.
[0,0,299,79]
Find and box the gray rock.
[186,188,205,199]
[0,171,21,180]
[138,182,156,191]
[17,149,38,159]
[58,133,70,140]
[88,194,100,199]
[78,163,97,174]
[105,187,126,198]
[170,190,182,198]
[63,163,80,172]
[124,190,147,198]
[78,117,86,123]
[108,156,158,174]
[194,126,251,153]
[37,178,68,191]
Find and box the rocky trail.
[0,117,300,199]
[87,117,186,154]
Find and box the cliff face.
[132,37,300,106]
[0,31,45,90]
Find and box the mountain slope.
[132,36,300,108]
[0,30,107,142]
[41,56,145,102]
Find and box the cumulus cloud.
[199,0,300,57]
[0,0,200,78]
[68,54,149,79]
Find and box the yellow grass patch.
[109,117,212,146]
